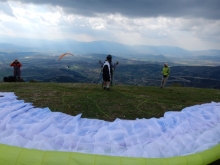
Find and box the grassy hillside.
[0,82,220,164]
[1,82,220,121]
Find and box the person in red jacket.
[10,59,22,80]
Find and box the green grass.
[1,82,220,121]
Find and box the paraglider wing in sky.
[58,53,74,61]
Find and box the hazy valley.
[0,43,220,89]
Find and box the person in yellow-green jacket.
[160,63,170,88]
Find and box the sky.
[0,0,220,51]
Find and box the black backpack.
[3,76,16,82]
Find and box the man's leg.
[18,70,21,80]
[106,81,110,90]
[162,76,168,88]
[160,76,165,88]
[14,70,16,78]
[14,70,18,81]
[103,81,107,89]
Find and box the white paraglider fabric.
[0,92,220,158]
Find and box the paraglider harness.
[98,55,119,86]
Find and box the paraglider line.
[87,94,110,119]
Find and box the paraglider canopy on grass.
[0,92,220,165]
[58,53,74,61]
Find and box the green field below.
[1,82,220,121]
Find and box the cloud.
[1,0,219,20]
[0,1,15,17]
[0,0,219,50]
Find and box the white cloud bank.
[0,0,220,50]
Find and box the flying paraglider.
[58,53,74,61]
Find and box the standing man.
[99,54,119,87]
[10,59,22,81]
[102,55,112,90]
[160,63,170,88]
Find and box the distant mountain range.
[0,37,220,57]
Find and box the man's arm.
[112,61,119,68]
[167,67,170,76]
[10,62,15,66]
[18,63,22,67]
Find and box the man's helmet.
[106,55,112,62]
